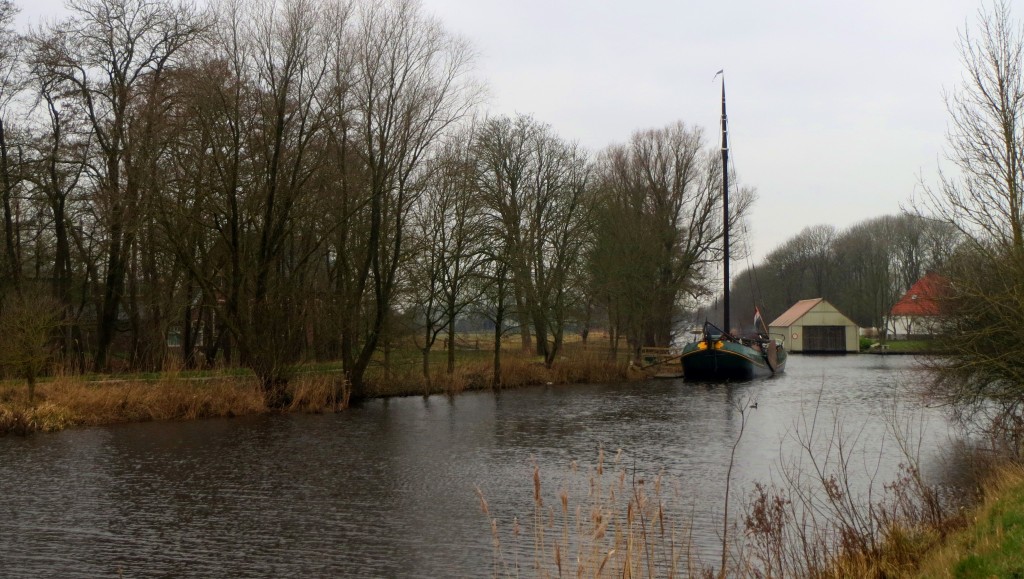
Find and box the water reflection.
[0,355,952,576]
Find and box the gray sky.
[416,0,981,262]
[18,0,984,262]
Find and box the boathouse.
[769,298,859,353]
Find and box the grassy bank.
[0,349,638,435]
[912,464,1024,578]
[865,339,937,354]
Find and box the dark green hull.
[680,340,787,381]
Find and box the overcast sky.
[414,0,983,263]
[18,0,986,263]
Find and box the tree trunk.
[492,309,503,390]
[446,314,456,375]
[515,289,531,351]
[95,230,125,373]
[261,376,291,410]
[532,309,549,359]
[182,288,196,370]
[0,119,19,295]
[421,345,431,389]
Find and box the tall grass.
[0,372,352,435]
[479,448,712,578]
[911,463,1024,577]
[1,347,635,435]
[362,349,632,398]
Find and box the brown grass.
[0,372,356,435]
[361,349,634,398]
[0,376,265,434]
[909,462,1024,578]
[0,348,637,435]
[479,448,713,578]
[287,373,351,412]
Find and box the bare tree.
[919,0,1024,255]
[831,217,899,329]
[918,1,1024,439]
[437,137,489,375]
[23,61,92,370]
[475,114,592,366]
[406,159,453,386]
[406,130,487,382]
[590,122,747,351]
[473,114,538,352]
[0,0,23,297]
[0,293,61,403]
[31,0,205,372]
[799,224,837,298]
[155,56,226,369]
[476,255,511,388]
[157,0,336,405]
[335,0,480,398]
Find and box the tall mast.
[720,77,730,333]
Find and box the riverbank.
[0,351,637,435]
[910,463,1024,577]
[865,339,939,355]
[804,455,1024,579]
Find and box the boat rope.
[723,129,769,331]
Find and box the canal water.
[0,355,955,577]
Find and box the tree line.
[0,0,750,405]
[725,214,960,335]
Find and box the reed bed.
[480,450,975,579]
[287,373,351,412]
[362,349,633,398]
[0,372,354,435]
[478,448,713,578]
[0,349,636,435]
[0,376,263,434]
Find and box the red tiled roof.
[890,272,949,317]
[770,298,823,327]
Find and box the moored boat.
[680,74,787,381]
[680,321,785,381]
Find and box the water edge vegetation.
[0,339,637,435]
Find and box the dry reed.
[0,371,354,435]
[287,373,351,412]
[1,348,632,435]
[362,349,634,398]
[483,393,1002,579]
[480,448,713,578]
[734,394,971,579]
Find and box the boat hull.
[680,340,786,381]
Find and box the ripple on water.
[0,355,951,576]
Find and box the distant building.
[889,272,949,339]
[770,298,860,353]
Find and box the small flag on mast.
[754,307,766,334]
